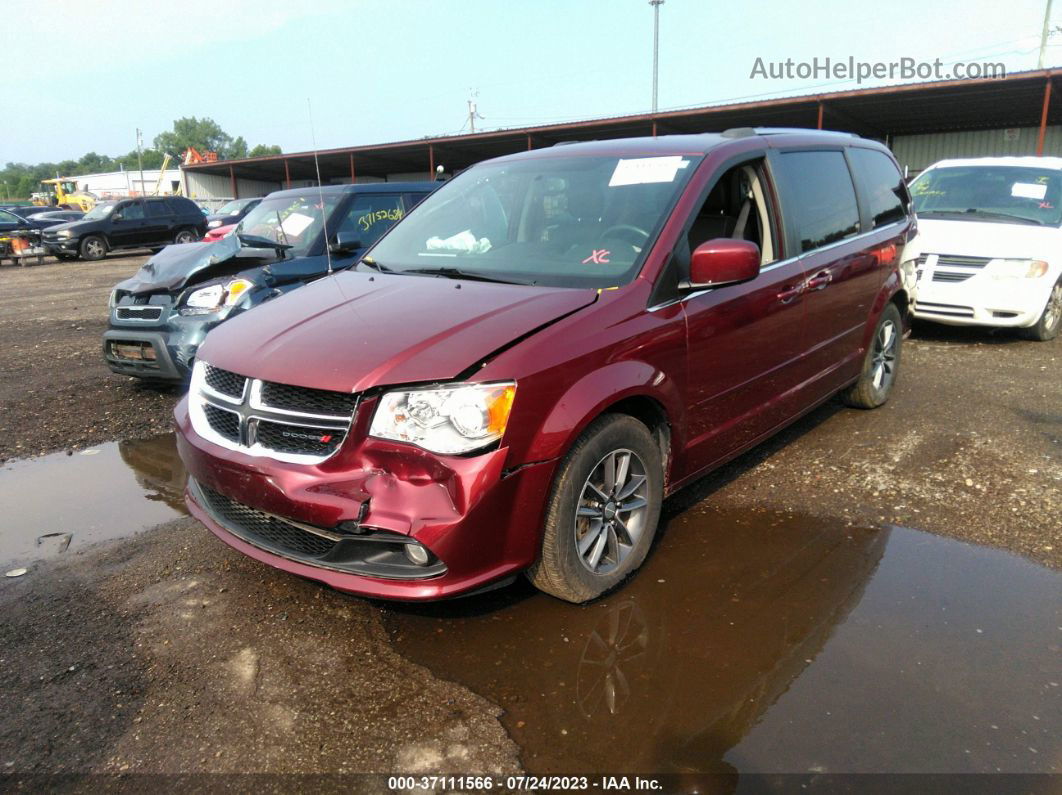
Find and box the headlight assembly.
[56,229,73,238]
[369,382,516,454]
[987,259,1049,280]
[180,278,254,314]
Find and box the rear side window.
[849,148,907,228]
[146,201,170,218]
[334,194,406,248]
[117,201,145,221]
[166,197,196,216]
[775,151,859,253]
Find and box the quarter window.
[146,201,170,218]
[776,151,860,253]
[849,148,907,228]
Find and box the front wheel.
[79,235,106,261]
[527,414,663,603]
[1020,278,1062,341]
[841,302,902,409]
[174,228,198,245]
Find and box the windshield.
[82,202,116,221]
[236,195,339,258]
[217,199,251,216]
[366,154,701,288]
[911,165,1062,226]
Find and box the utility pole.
[467,91,483,134]
[650,0,664,113]
[1040,0,1056,68]
[135,128,145,198]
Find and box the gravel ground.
[0,253,177,463]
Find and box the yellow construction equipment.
[33,178,96,212]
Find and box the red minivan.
[176,129,913,603]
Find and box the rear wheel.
[527,414,663,603]
[79,235,106,261]
[174,228,198,245]
[1019,278,1062,341]
[841,303,902,409]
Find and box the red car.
[202,223,235,243]
[176,129,913,603]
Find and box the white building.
[69,168,185,199]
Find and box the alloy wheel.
[871,319,898,392]
[85,239,104,258]
[1045,282,1062,331]
[575,449,650,575]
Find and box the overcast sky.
[6,0,1058,163]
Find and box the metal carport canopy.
[183,68,1062,190]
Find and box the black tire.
[174,228,198,245]
[79,235,106,261]
[841,303,902,409]
[527,414,663,603]
[1019,278,1062,341]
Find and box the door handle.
[777,284,804,304]
[805,270,832,290]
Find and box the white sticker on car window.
[1011,182,1047,200]
[280,212,315,236]
[609,156,690,187]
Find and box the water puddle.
[0,434,187,567]
[383,508,1061,775]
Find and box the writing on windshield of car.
[237,196,338,257]
[367,155,702,288]
[910,165,1062,226]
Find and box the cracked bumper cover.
[175,399,557,600]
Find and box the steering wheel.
[600,224,651,248]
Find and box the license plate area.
[110,341,158,362]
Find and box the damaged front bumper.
[104,299,231,382]
[175,398,558,600]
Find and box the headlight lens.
[369,382,516,454]
[987,259,1049,280]
[56,229,73,238]
[181,279,253,313]
[108,289,119,309]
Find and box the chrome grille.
[916,254,991,269]
[190,361,358,464]
[932,271,974,283]
[204,364,247,399]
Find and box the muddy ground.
[1,253,1058,565]
[0,253,1059,775]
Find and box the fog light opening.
[404,543,430,566]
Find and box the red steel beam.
[349,153,356,183]
[817,101,824,130]
[1037,78,1052,156]
[284,158,291,189]
[229,164,238,199]
[428,143,435,177]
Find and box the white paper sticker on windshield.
[280,212,315,236]
[609,156,690,187]
[1011,182,1047,200]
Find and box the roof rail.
[721,126,859,138]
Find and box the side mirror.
[683,238,761,289]
[329,233,362,254]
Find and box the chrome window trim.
[648,218,908,312]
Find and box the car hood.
[908,217,1062,261]
[115,235,278,293]
[198,270,600,393]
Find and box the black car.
[15,209,85,229]
[0,208,31,236]
[43,196,207,261]
[204,198,262,231]
[103,182,436,381]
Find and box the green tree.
[248,144,283,158]
[153,117,250,161]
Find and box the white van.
[905,157,1062,341]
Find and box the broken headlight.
[369,382,516,455]
[180,279,254,314]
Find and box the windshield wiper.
[403,266,534,285]
[237,233,293,251]
[357,256,395,273]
